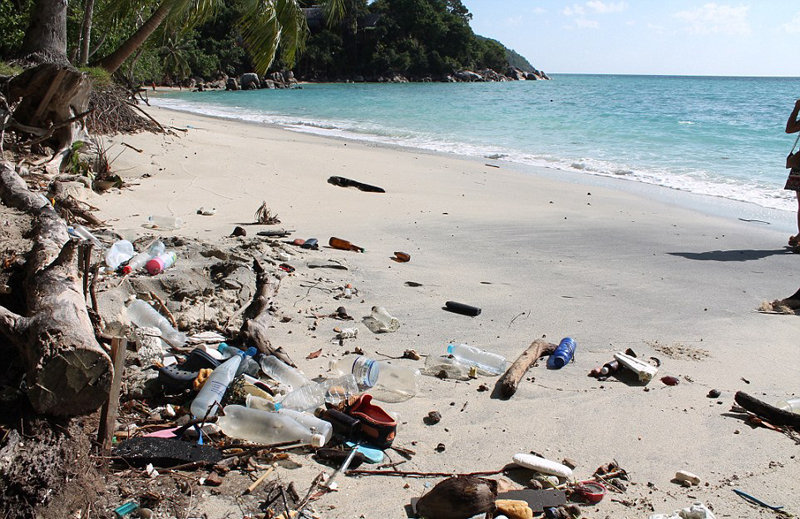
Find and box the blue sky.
[462,1,800,76]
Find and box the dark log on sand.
[735,391,800,428]
[239,258,295,366]
[0,161,111,416]
[497,339,557,399]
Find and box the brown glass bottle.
[329,237,364,252]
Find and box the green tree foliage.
[0,0,32,57]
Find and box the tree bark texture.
[0,161,112,416]
[97,0,174,74]
[239,259,295,366]
[20,0,69,65]
[78,0,96,66]
[6,63,91,154]
[497,339,557,399]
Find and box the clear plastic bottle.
[122,241,165,275]
[276,382,326,411]
[330,356,418,403]
[776,397,800,414]
[218,343,260,377]
[105,240,134,270]
[216,405,325,447]
[146,251,177,275]
[365,306,400,333]
[446,343,508,376]
[146,215,183,230]
[278,408,332,445]
[190,353,242,418]
[321,374,360,406]
[422,355,473,380]
[127,298,186,347]
[68,225,102,247]
[259,355,311,391]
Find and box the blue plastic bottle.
[547,337,576,369]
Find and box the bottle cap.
[446,344,455,354]
[310,433,325,448]
[245,347,257,357]
[217,342,229,353]
[121,265,133,275]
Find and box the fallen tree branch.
[497,339,557,399]
[239,259,294,366]
[0,161,112,416]
[734,391,800,428]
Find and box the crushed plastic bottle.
[105,240,134,270]
[122,241,165,275]
[363,306,400,333]
[446,343,508,376]
[276,382,326,411]
[422,355,473,380]
[259,355,311,391]
[127,299,186,347]
[217,405,325,447]
[145,215,183,230]
[190,353,242,418]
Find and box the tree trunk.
[97,0,174,74]
[78,0,96,66]
[0,162,112,416]
[20,0,69,65]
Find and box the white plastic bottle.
[217,405,325,446]
[190,353,242,418]
[218,343,260,377]
[331,356,418,403]
[278,408,332,445]
[447,343,508,376]
[127,298,186,347]
[259,355,311,391]
[146,215,183,230]
[422,355,473,380]
[122,241,165,275]
[146,251,177,275]
[276,382,326,411]
[776,397,800,414]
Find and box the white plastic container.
[217,405,325,447]
[447,343,508,376]
[189,354,242,418]
[122,241,165,275]
[127,299,186,347]
[512,453,574,480]
[259,355,311,391]
[278,408,332,446]
[614,352,658,382]
[146,215,183,230]
[330,356,418,403]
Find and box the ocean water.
[153,74,800,212]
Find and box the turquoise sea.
[153,74,800,213]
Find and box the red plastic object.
[574,481,606,504]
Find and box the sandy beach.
[93,104,799,518]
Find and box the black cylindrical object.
[319,408,361,437]
[444,301,481,316]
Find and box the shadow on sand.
[667,248,794,262]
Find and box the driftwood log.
[239,258,295,366]
[4,63,91,159]
[735,391,800,428]
[497,339,557,399]
[0,161,112,416]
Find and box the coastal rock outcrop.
[240,72,261,90]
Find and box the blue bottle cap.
[446,344,455,354]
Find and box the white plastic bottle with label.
[127,299,186,347]
[330,356,418,403]
[259,355,311,391]
[190,353,242,418]
[446,343,508,376]
[217,405,325,446]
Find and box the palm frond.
[238,0,309,75]
[323,0,346,28]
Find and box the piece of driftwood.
[498,339,557,399]
[5,63,91,158]
[0,161,112,415]
[327,176,385,193]
[239,258,294,366]
[735,391,800,428]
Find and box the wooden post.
[98,337,127,452]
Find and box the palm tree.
[96,0,345,75]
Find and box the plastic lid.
[446,344,455,354]
[245,347,257,357]
[217,342,229,353]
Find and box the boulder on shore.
[240,72,261,90]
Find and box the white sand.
[96,105,800,518]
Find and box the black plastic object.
[313,448,366,469]
[327,176,386,193]
[497,490,567,512]
[301,238,318,249]
[158,347,220,393]
[112,437,223,467]
[320,408,361,438]
[444,301,481,316]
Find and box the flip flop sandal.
[346,394,397,449]
[158,347,220,393]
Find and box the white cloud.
[586,1,627,14]
[674,3,751,35]
[781,11,800,34]
[575,18,599,29]
[532,7,547,15]
[563,5,586,17]
[504,16,524,27]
